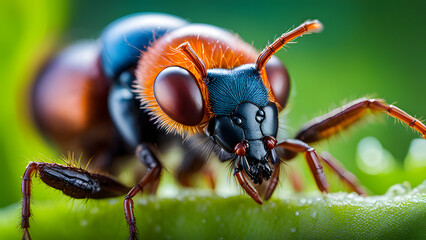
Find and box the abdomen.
[31,42,114,158]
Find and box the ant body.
[21,13,426,239]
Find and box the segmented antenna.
[255,20,323,71]
[178,42,208,83]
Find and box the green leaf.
[1,181,425,240]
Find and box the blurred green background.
[1,0,426,210]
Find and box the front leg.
[263,161,281,200]
[234,161,263,204]
[108,71,165,239]
[281,98,426,194]
[320,152,366,195]
[124,144,162,240]
[277,139,329,193]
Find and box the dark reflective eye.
[256,109,265,123]
[231,116,242,125]
[265,55,290,110]
[154,66,204,126]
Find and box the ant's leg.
[177,137,215,189]
[279,98,426,191]
[276,139,329,193]
[124,144,162,240]
[320,152,367,195]
[177,151,215,189]
[21,162,129,240]
[287,167,305,193]
[263,161,281,200]
[234,164,263,204]
[295,98,426,144]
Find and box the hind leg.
[21,161,130,240]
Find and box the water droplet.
[408,138,426,159]
[196,204,207,213]
[80,219,88,227]
[138,198,148,206]
[311,211,317,218]
[216,216,221,222]
[155,225,161,232]
[356,137,396,174]
[202,219,206,224]
[295,211,299,216]
[291,227,297,233]
[90,207,99,214]
[252,207,259,214]
[385,182,411,196]
[405,139,426,169]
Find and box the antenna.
[255,20,323,71]
[178,42,208,82]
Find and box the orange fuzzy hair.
[134,25,275,136]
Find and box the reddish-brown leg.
[176,147,215,190]
[124,144,162,240]
[277,139,329,193]
[320,152,367,196]
[279,98,426,194]
[234,165,263,204]
[264,162,280,200]
[21,162,37,240]
[295,98,426,144]
[148,177,161,195]
[21,161,129,240]
[369,99,426,139]
[203,169,216,190]
[287,167,305,193]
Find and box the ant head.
[205,64,279,183]
[207,99,279,184]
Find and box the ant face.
[206,65,279,184]
[207,102,278,184]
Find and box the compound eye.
[265,55,290,110]
[154,66,204,126]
